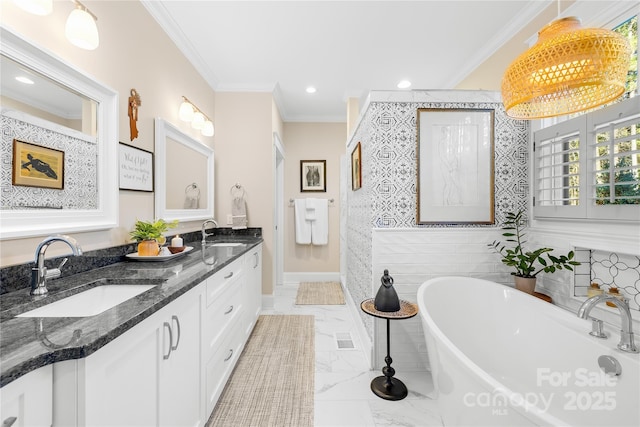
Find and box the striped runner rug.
[207,314,314,427]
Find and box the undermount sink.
[17,284,156,318]
[209,242,244,247]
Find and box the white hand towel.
[310,198,328,245]
[232,196,247,229]
[294,198,312,244]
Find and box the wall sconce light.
[65,0,99,50]
[179,96,214,137]
[13,0,99,50]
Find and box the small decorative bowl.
[168,246,186,254]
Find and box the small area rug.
[295,281,345,305]
[207,314,314,427]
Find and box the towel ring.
[230,183,246,199]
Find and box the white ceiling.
[142,0,554,122]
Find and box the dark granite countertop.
[0,236,262,387]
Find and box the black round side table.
[360,298,418,401]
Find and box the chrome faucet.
[201,219,219,244]
[578,294,639,353]
[30,235,82,296]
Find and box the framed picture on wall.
[119,142,154,192]
[300,160,326,192]
[12,139,65,189]
[351,142,361,191]
[416,108,495,224]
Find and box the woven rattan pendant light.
[502,16,631,119]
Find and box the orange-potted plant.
[130,219,178,256]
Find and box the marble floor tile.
[269,283,443,427]
[315,400,377,426]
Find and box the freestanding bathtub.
[417,276,640,427]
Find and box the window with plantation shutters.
[533,96,640,221]
[592,114,640,206]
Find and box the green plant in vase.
[487,210,580,293]
[130,219,178,256]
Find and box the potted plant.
[130,219,178,256]
[487,210,580,294]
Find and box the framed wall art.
[119,142,154,192]
[300,160,326,192]
[12,139,65,189]
[416,108,495,224]
[351,142,362,191]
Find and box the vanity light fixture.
[12,0,52,15]
[178,96,214,137]
[306,86,317,94]
[65,0,99,50]
[502,16,631,119]
[397,80,412,89]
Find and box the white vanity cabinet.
[54,284,203,427]
[202,257,245,416]
[0,365,52,427]
[244,243,262,338]
[8,243,264,426]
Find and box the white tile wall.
[371,228,515,370]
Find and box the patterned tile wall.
[345,92,530,342]
[1,112,98,210]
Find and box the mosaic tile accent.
[345,93,530,341]
[1,113,98,210]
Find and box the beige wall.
[283,122,346,273]
[0,1,216,265]
[214,92,277,294]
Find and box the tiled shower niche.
[574,248,640,312]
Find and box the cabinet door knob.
[224,349,233,362]
[171,315,181,351]
[224,271,234,279]
[2,417,17,427]
[163,321,173,360]
[224,305,234,315]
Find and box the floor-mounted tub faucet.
[30,235,82,296]
[201,219,219,244]
[578,294,639,353]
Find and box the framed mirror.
[0,26,118,240]
[154,118,214,222]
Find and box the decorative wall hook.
[128,88,141,141]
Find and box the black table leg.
[370,318,408,400]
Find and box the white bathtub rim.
[418,276,568,426]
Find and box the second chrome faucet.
[201,219,219,244]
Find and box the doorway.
[273,132,285,287]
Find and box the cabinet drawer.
[206,259,243,307]
[203,278,244,355]
[205,320,244,415]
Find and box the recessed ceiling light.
[15,76,34,85]
[306,86,317,94]
[397,80,411,89]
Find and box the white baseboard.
[283,272,340,283]
[261,294,274,310]
[342,282,373,369]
